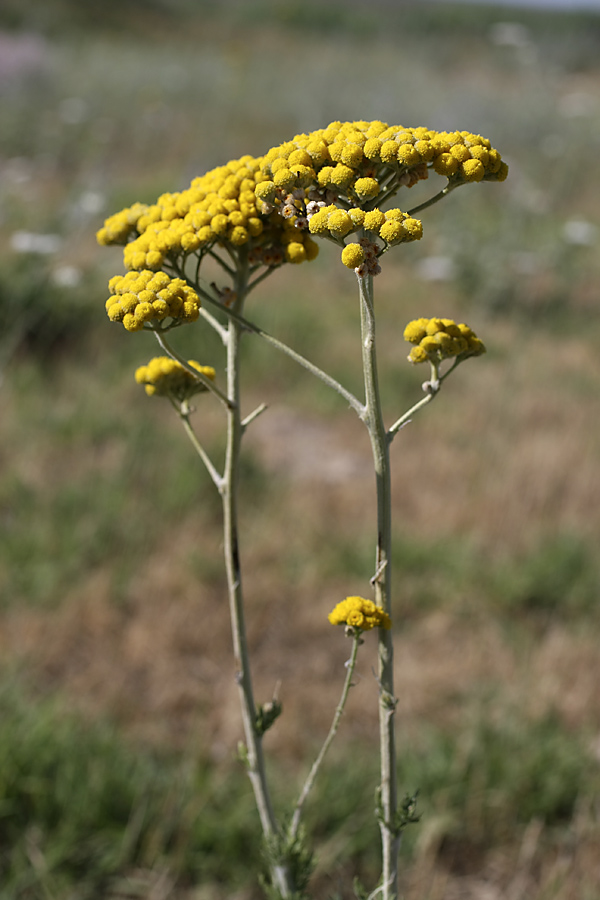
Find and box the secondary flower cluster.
[255,120,507,268]
[403,317,485,364]
[105,270,200,332]
[328,596,391,631]
[97,154,319,273]
[134,356,216,399]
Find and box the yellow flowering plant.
[98,119,506,900]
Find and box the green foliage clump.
[0,683,260,897]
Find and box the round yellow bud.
[364,209,386,232]
[354,177,380,200]
[379,220,404,243]
[341,243,366,269]
[380,140,399,163]
[403,321,427,344]
[363,138,382,160]
[461,159,485,182]
[327,210,354,238]
[402,217,423,240]
[432,153,459,177]
[397,144,421,166]
[286,242,306,264]
[273,168,295,190]
[348,208,366,228]
[408,346,429,364]
[329,165,354,188]
[341,143,363,167]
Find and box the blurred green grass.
[1,1,600,897]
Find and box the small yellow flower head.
[364,209,386,232]
[363,137,383,160]
[379,220,404,244]
[397,143,421,167]
[408,345,429,364]
[285,241,307,264]
[432,153,460,177]
[328,596,391,631]
[354,177,380,200]
[134,356,216,400]
[461,159,485,182]
[105,270,200,331]
[403,318,429,344]
[327,209,355,239]
[341,242,366,269]
[255,180,277,203]
[404,317,486,364]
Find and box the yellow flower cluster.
[255,120,507,268]
[97,155,319,272]
[328,596,391,631]
[98,120,506,307]
[134,356,216,399]
[403,317,485,364]
[105,270,200,332]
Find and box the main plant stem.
[223,255,294,898]
[358,273,400,900]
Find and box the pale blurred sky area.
[436,0,600,7]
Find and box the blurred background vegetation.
[1,1,599,898]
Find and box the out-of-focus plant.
[97,119,507,899]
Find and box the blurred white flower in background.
[51,266,82,287]
[10,231,62,254]
[415,256,456,282]
[562,219,597,245]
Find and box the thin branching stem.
[247,266,277,296]
[198,305,229,344]
[289,631,362,841]
[387,357,463,439]
[174,401,224,492]
[152,329,234,409]
[406,181,456,216]
[208,247,236,277]
[195,292,365,417]
[241,402,268,431]
[387,392,435,440]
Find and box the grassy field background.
[1,1,600,898]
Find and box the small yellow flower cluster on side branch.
[255,120,507,268]
[328,596,391,631]
[403,317,485,365]
[135,356,216,399]
[105,270,200,332]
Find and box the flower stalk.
[289,630,362,842]
[357,273,400,900]
[219,256,296,898]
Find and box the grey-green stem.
[357,272,400,900]
[222,255,295,899]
